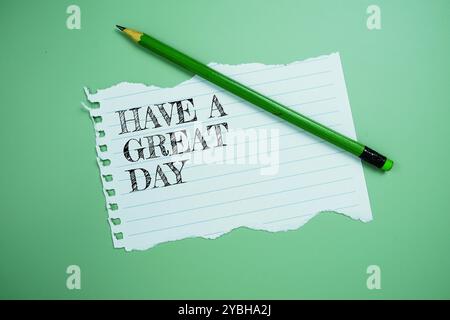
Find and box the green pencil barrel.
[137,32,393,171]
[139,34,365,156]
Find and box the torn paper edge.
[85,54,337,102]
[81,100,125,249]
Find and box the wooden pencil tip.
[116,25,126,31]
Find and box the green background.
[1,0,449,299]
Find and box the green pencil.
[116,25,393,171]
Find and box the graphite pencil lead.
[116,25,126,31]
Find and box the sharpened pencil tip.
[116,25,126,31]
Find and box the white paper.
[85,53,372,251]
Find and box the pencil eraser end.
[381,159,394,171]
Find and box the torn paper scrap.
[84,53,372,251]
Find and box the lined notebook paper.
[85,53,372,251]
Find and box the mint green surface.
[1,0,449,299]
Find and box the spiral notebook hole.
[93,116,103,123]
[106,189,116,196]
[111,218,121,226]
[99,145,108,152]
[109,203,119,211]
[98,130,105,137]
[101,159,111,166]
[103,174,113,182]
[114,232,123,240]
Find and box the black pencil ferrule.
[359,146,387,168]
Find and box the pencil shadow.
[362,162,391,175]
